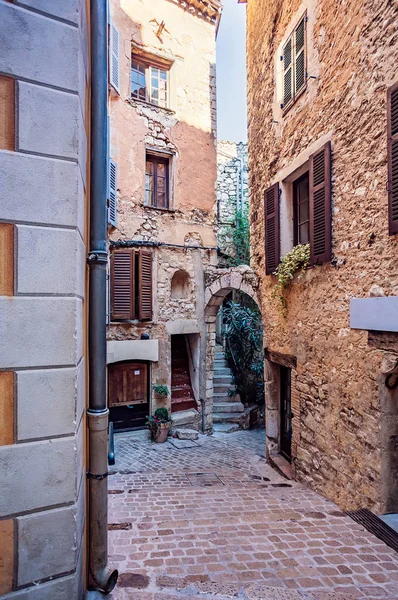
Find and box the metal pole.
[87,0,118,592]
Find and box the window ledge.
[128,97,176,115]
[109,320,152,325]
[142,204,175,213]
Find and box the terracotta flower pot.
[154,422,170,443]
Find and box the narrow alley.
[106,430,398,599]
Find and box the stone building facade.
[0,1,89,597]
[217,141,248,256]
[244,0,398,511]
[106,0,222,431]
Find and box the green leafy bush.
[220,206,250,267]
[221,301,264,405]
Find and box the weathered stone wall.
[217,141,248,255]
[108,0,219,418]
[246,0,398,510]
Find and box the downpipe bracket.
[87,250,108,265]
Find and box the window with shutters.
[266,141,332,274]
[388,82,398,235]
[281,15,306,112]
[145,153,170,209]
[110,248,153,321]
[131,55,169,109]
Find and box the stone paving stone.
[107,429,398,600]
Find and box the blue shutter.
[109,22,120,94]
[108,159,117,227]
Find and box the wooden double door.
[108,361,149,430]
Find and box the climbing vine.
[220,206,250,267]
[272,243,310,317]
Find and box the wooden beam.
[0,520,14,595]
[0,372,14,446]
[0,75,15,151]
[0,223,14,296]
[264,348,297,369]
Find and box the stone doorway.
[202,265,260,432]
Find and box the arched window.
[171,270,190,299]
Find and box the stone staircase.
[212,344,245,432]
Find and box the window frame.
[293,171,310,246]
[281,14,307,114]
[145,153,170,210]
[131,54,169,109]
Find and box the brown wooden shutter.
[111,249,134,320]
[388,82,398,235]
[264,183,280,275]
[139,248,153,321]
[309,141,332,265]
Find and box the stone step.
[213,392,240,402]
[214,360,228,368]
[213,368,231,376]
[171,409,199,428]
[213,423,240,434]
[213,384,233,393]
[213,375,233,383]
[212,412,246,424]
[213,402,245,413]
[174,428,199,441]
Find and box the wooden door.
[280,366,292,461]
[109,362,149,430]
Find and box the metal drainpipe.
[87,0,118,593]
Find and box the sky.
[216,0,247,143]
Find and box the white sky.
[216,0,247,143]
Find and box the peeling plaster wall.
[108,0,218,418]
[246,0,398,510]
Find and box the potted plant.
[152,384,169,400]
[146,407,172,443]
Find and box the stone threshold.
[268,453,293,480]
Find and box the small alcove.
[171,269,190,299]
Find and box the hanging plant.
[272,243,310,316]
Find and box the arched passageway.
[202,265,260,431]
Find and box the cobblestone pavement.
[107,429,398,600]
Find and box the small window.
[293,172,309,245]
[282,15,306,112]
[145,154,170,209]
[131,56,169,108]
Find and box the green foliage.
[221,206,250,267]
[146,408,172,435]
[221,301,264,405]
[152,384,169,398]
[272,243,310,317]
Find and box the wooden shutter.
[111,250,134,320]
[294,18,306,95]
[388,82,398,235]
[108,159,117,227]
[264,183,280,275]
[309,141,332,265]
[109,22,120,93]
[139,248,153,321]
[282,38,293,108]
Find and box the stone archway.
[202,265,260,431]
